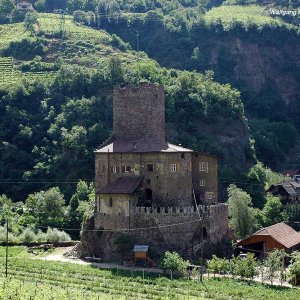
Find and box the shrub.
[45,228,71,243]
[161,251,188,278]
[35,229,47,243]
[19,227,36,243]
[288,251,300,286]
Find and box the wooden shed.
[236,222,300,258]
[133,245,149,265]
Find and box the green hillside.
[0,13,250,200]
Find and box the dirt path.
[35,247,163,273]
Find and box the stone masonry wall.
[95,152,194,207]
[82,204,230,260]
[113,83,166,144]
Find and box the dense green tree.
[35,0,46,12]
[244,163,267,209]
[24,11,38,33]
[227,184,256,239]
[0,0,15,24]
[25,187,66,227]
[68,180,93,229]
[107,56,124,84]
[67,0,86,13]
[162,251,189,278]
[262,194,284,227]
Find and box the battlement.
[132,203,227,216]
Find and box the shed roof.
[97,176,143,194]
[238,222,300,249]
[133,245,149,252]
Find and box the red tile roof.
[97,176,143,194]
[251,222,300,249]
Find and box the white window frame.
[112,166,117,173]
[199,162,208,172]
[200,180,206,187]
[170,163,177,173]
[125,166,131,173]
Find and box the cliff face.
[209,37,300,109]
[167,116,252,170]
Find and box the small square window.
[146,179,151,184]
[200,180,205,186]
[147,164,154,172]
[171,163,177,173]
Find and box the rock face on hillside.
[167,116,252,171]
[209,37,300,109]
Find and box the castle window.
[147,164,154,172]
[202,228,207,240]
[109,197,113,207]
[146,179,151,184]
[170,163,177,173]
[200,180,205,186]
[199,162,208,172]
[112,166,118,173]
[122,166,131,173]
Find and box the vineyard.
[0,57,57,88]
[203,5,298,31]
[0,247,299,300]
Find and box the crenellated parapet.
[132,203,227,216]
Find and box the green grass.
[0,247,299,300]
[204,5,298,31]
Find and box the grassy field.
[203,5,298,31]
[0,247,299,300]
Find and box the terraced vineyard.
[0,57,57,88]
[0,247,299,300]
[0,57,19,87]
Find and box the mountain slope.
[0,13,252,199]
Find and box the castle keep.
[81,83,230,260]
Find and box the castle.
[80,83,231,260]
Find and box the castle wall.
[89,204,230,260]
[97,194,138,217]
[113,83,166,144]
[192,153,218,205]
[95,152,194,207]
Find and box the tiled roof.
[95,137,193,153]
[97,176,143,194]
[254,222,300,249]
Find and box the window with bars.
[199,162,208,172]
[170,163,177,173]
[200,180,206,186]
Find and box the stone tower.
[113,83,166,144]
